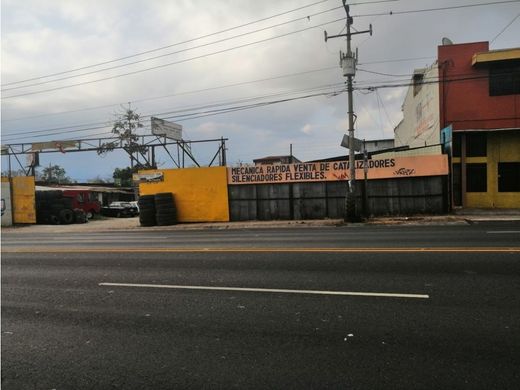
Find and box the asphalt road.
[2,222,520,389]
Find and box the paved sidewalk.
[3,211,519,234]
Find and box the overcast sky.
[1,0,519,181]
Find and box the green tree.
[87,175,110,184]
[98,106,155,169]
[41,165,71,184]
[112,167,136,187]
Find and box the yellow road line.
[2,247,520,253]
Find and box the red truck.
[62,190,101,219]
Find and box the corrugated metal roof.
[36,185,132,194]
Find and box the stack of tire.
[138,192,177,227]
[154,193,177,226]
[35,191,87,225]
[138,194,156,226]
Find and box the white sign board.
[341,135,363,152]
[132,172,164,183]
[151,117,182,141]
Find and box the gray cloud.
[2,0,519,180]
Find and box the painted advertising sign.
[1,177,13,226]
[151,117,182,141]
[32,141,77,152]
[228,155,448,185]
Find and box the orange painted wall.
[139,166,229,222]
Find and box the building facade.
[394,64,441,148]
[395,41,520,209]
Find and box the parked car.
[129,201,140,214]
[101,201,139,218]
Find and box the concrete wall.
[229,176,446,221]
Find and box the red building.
[396,41,520,208]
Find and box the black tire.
[59,208,74,224]
[156,216,176,226]
[155,202,174,210]
[49,214,60,225]
[61,198,74,209]
[36,211,51,224]
[140,209,155,218]
[73,209,87,224]
[138,202,155,209]
[50,205,64,214]
[156,220,175,226]
[35,200,50,211]
[156,205,176,212]
[154,192,173,201]
[139,202,155,211]
[46,191,63,200]
[156,212,177,220]
[139,209,156,226]
[156,199,175,206]
[139,211,156,226]
[138,195,155,203]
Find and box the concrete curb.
[3,214,519,234]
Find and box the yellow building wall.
[11,176,36,224]
[466,131,520,208]
[139,166,229,222]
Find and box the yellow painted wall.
[466,131,520,208]
[139,166,229,222]
[11,176,36,224]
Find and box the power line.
[4,69,512,143]
[2,66,338,123]
[2,82,345,138]
[1,0,396,88]
[354,73,502,91]
[2,83,346,142]
[6,88,346,144]
[491,12,520,42]
[0,0,331,87]
[353,0,520,17]
[2,1,516,99]
[2,6,345,92]
[2,55,436,123]
[1,17,348,100]
[163,89,345,122]
[2,71,502,141]
[357,68,412,77]
[359,56,435,65]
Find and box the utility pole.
[324,0,372,221]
